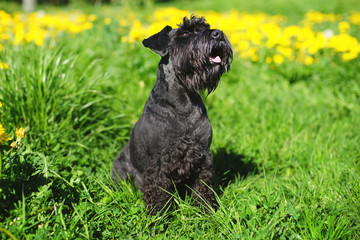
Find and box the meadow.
[0,0,360,239]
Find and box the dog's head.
[143,16,233,93]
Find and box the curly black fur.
[112,16,232,216]
[170,16,233,93]
[142,136,216,215]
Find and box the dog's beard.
[171,35,233,94]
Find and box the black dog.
[112,16,232,215]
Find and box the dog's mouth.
[209,56,221,64]
[209,48,223,64]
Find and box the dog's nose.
[211,30,223,39]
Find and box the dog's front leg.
[142,165,173,216]
[191,153,218,212]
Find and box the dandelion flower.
[104,17,111,25]
[342,51,358,61]
[10,141,17,148]
[15,127,26,138]
[0,124,11,144]
[273,54,284,64]
[304,56,314,65]
[265,56,272,64]
[251,54,259,62]
[338,21,350,33]
[88,14,98,22]
[0,62,9,69]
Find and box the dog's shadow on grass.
[213,148,258,188]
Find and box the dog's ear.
[142,26,172,57]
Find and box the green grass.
[1,0,360,239]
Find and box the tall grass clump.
[0,23,133,236]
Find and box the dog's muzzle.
[209,30,229,65]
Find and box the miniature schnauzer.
[112,16,232,215]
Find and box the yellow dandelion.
[273,54,284,64]
[0,124,11,145]
[276,46,293,58]
[81,22,93,31]
[349,12,360,26]
[104,17,111,25]
[304,56,314,65]
[251,54,259,62]
[15,127,26,138]
[10,141,17,148]
[265,56,272,64]
[0,102,2,108]
[0,62,9,69]
[342,51,358,61]
[236,41,250,51]
[338,21,350,33]
[88,14,98,22]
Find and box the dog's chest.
[165,100,212,148]
[182,104,211,133]
[142,94,212,144]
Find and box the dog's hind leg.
[112,142,137,184]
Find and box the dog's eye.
[182,31,191,37]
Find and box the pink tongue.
[210,56,221,63]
